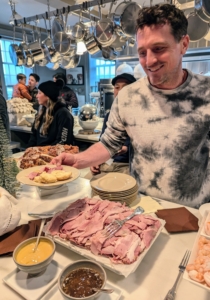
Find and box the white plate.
[3,260,63,300]
[200,210,210,238]
[91,173,136,192]
[50,216,165,278]
[183,210,210,291]
[199,203,210,218]
[16,164,80,187]
[41,281,122,300]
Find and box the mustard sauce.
[16,240,53,265]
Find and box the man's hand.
[90,165,100,175]
[116,146,128,156]
[51,152,76,166]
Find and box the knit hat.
[38,81,60,102]
[111,73,136,86]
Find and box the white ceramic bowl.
[23,114,35,124]
[13,236,55,274]
[79,119,99,131]
[58,260,107,300]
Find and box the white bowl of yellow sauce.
[13,236,55,274]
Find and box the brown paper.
[0,219,42,256]
[155,207,199,233]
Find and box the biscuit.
[34,176,41,183]
[51,170,72,181]
[39,172,57,183]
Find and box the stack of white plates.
[90,173,138,205]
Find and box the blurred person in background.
[12,73,32,101]
[85,73,136,180]
[28,80,74,147]
[53,73,78,109]
[28,73,40,111]
[0,90,10,139]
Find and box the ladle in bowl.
[92,287,114,294]
[33,218,45,252]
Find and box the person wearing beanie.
[53,73,78,109]
[85,73,136,180]
[27,80,74,147]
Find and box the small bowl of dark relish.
[58,260,107,300]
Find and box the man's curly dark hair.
[136,4,188,42]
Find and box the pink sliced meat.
[28,171,40,180]
[142,228,158,248]
[45,197,162,264]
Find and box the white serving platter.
[200,210,210,238]
[3,260,62,300]
[49,216,165,278]
[183,210,210,291]
[41,281,122,300]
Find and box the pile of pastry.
[19,144,79,169]
[7,98,35,114]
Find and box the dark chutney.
[62,267,103,298]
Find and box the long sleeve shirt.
[100,69,210,208]
[100,112,130,163]
[12,83,32,101]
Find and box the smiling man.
[52,4,210,208]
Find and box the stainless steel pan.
[101,46,117,60]
[113,1,141,37]
[52,9,63,37]
[84,8,100,55]
[60,47,77,68]
[61,54,80,69]
[71,10,88,41]
[21,30,34,68]
[110,33,128,51]
[53,10,71,54]
[9,43,24,66]
[84,33,101,55]
[95,2,116,47]
[187,11,209,41]
[195,0,210,18]
[9,26,24,66]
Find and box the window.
[89,58,115,92]
[0,39,32,99]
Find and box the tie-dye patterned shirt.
[100,69,210,208]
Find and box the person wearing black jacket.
[53,73,78,109]
[0,90,10,139]
[28,81,74,147]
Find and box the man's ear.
[181,34,190,55]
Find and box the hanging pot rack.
[11,0,114,33]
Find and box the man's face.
[114,79,130,97]
[53,77,56,82]
[137,23,189,89]
[28,76,37,89]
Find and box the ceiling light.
[76,41,87,55]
